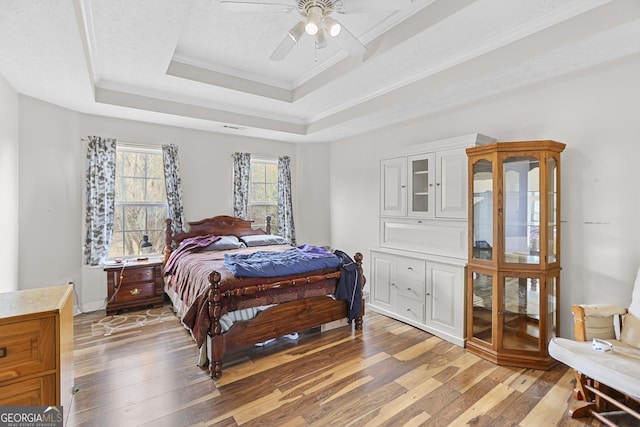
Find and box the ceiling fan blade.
[269,33,297,61]
[334,24,366,57]
[215,0,293,13]
[336,0,412,14]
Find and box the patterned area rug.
[91,307,176,336]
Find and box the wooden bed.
[163,215,364,379]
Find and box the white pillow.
[203,235,244,251]
[240,234,289,247]
[629,266,640,317]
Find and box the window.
[248,158,278,232]
[109,146,168,258]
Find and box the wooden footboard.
[206,253,364,379]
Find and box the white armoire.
[369,133,495,346]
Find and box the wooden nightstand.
[104,260,164,315]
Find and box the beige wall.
[329,55,640,339]
[0,74,19,292]
[18,97,83,298]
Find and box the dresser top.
[0,284,73,320]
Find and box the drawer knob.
[407,267,413,270]
[406,287,412,291]
[130,288,141,296]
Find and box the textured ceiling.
[0,0,639,143]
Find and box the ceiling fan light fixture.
[304,5,323,35]
[323,15,341,37]
[315,28,327,49]
[288,21,306,42]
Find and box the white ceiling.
[1,0,639,143]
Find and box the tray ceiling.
[1,0,638,143]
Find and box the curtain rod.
[80,138,167,150]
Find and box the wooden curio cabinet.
[465,140,565,369]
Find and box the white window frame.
[110,144,168,259]
[248,157,278,232]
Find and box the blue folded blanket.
[224,244,340,278]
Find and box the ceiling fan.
[214,0,412,60]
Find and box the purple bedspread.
[224,244,340,278]
[164,234,220,275]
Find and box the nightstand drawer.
[120,267,154,284]
[113,282,156,304]
[0,317,55,381]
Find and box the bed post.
[354,252,365,330]
[207,271,224,379]
[164,218,173,264]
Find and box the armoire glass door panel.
[547,157,558,263]
[471,271,493,344]
[502,276,540,352]
[472,159,493,261]
[503,156,540,264]
[411,157,430,213]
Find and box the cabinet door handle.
[426,292,431,296]
[407,266,413,270]
[401,185,406,188]
[436,183,441,186]
[406,287,412,291]
[0,346,6,358]
[391,283,397,287]
[130,288,141,296]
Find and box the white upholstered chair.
[549,268,640,425]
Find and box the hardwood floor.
[68,304,609,427]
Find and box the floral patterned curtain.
[278,156,296,245]
[232,152,251,218]
[162,144,186,234]
[84,136,116,266]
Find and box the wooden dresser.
[0,285,74,408]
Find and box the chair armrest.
[572,304,627,342]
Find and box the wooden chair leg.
[569,401,596,419]
[573,370,591,402]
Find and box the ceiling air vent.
[222,124,245,131]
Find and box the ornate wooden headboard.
[164,215,271,262]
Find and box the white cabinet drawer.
[396,295,425,324]
[395,257,425,300]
